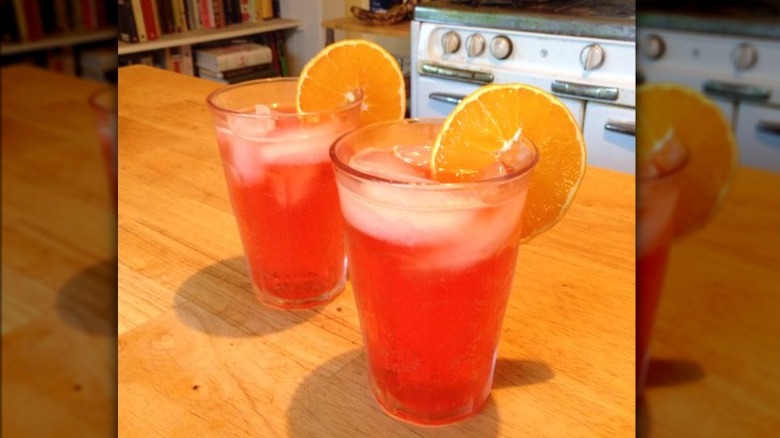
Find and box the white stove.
[410,0,637,173]
[637,5,780,172]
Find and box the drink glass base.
[251,277,346,310]
[370,384,490,427]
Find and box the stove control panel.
[489,35,513,60]
[466,34,486,57]
[441,31,461,54]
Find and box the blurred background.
[1,0,117,437]
[637,0,780,436]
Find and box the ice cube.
[227,105,276,140]
[498,136,536,174]
[393,144,432,168]
[349,147,431,183]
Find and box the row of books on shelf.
[117,0,280,43]
[119,34,288,84]
[1,0,117,43]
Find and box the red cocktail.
[330,119,538,425]
[207,79,362,309]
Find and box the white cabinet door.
[735,102,780,172]
[582,102,636,174]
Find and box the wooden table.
[117,65,634,436]
[1,65,115,436]
[322,17,410,45]
[640,167,780,436]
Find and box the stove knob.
[489,35,512,60]
[641,34,665,60]
[442,31,461,54]
[466,34,486,58]
[732,43,758,71]
[580,44,605,71]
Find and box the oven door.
[734,102,780,172]
[582,102,636,174]
[413,75,585,127]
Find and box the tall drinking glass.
[637,150,689,393]
[207,79,363,309]
[330,119,538,425]
[89,86,117,205]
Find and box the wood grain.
[117,65,635,436]
[640,167,780,436]
[1,65,115,436]
[322,16,411,39]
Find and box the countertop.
[1,65,115,436]
[117,65,635,436]
[640,167,780,435]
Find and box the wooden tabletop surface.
[1,65,115,436]
[640,167,780,435]
[321,17,411,39]
[117,65,635,437]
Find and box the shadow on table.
[173,256,324,338]
[56,258,117,336]
[637,358,706,438]
[286,349,553,437]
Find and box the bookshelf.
[1,29,117,57]
[118,19,301,55]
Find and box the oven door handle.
[757,120,780,136]
[429,93,466,105]
[703,80,771,102]
[420,63,494,85]
[551,80,619,101]
[605,120,636,137]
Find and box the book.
[130,0,147,41]
[20,0,44,40]
[180,44,194,75]
[198,65,277,84]
[195,43,272,71]
[139,0,159,39]
[211,0,224,28]
[1,0,20,42]
[118,0,139,42]
[157,0,175,34]
[197,62,272,79]
[200,0,212,29]
[257,0,271,20]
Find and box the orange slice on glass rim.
[637,83,738,239]
[431,83,587,243]
[297,39,406,126]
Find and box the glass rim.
[88,86,116,113]
[330,118,540,189]
[205,77,364,118]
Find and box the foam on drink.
[338,144,530,268]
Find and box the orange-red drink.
[89,86,117,206]
[207,79,362,309]
[636,142,689,393]
[330,119,538,425]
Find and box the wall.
[281,0,411,76]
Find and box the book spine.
[229,0,241,23]
[118,0,139,42]
[52,0,69,33]
[242,0,252,22]
[139,0,159,39]
[150,0,162,37]
[211,0,224,28]
[180,44,194,75]
[267,32,281,76]
[21,0,44,40]
[259,0,271,19]
[222,0,232,25]
[274,31,288,77]
[200,0,212,29]
[198,47,272,71]
[157,0,175,34]
[12,0,29,41]
[130,0,147,41]
[95,0,107,28]
[1,0,21,42]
